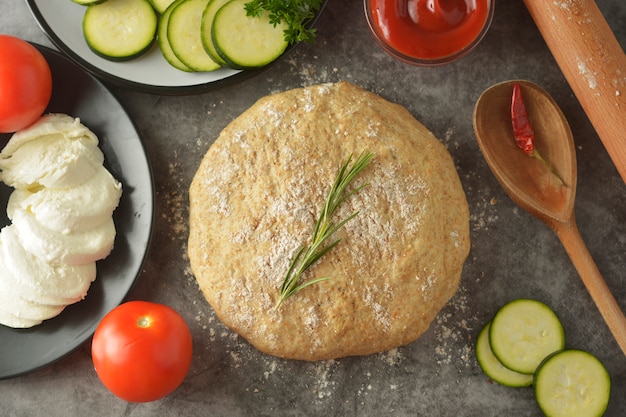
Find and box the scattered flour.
[164,154,189,244]
[433,285,479,367]
[189,281,480,402]
[470,192,500,232]
[577,56,598,91]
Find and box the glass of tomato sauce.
[365,0,494,66]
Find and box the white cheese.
[0,309,43,329]
[0,134,104,189]
[0,113,123,328]
[11,208,116,266]
[0,246,65,327]
[7,166,122,234]
[0,113,98,157]
[1,225,96,305]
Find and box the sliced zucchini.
[200,0,230,65]
[489,299,565,375]
[158,0,193,71]
[212,0,288,69]
[83,0,157,61]
[535,349,610,417]
[149,0,177,13]
[168,0,222,72]
[476,322,534,387]
[72,0,107,5]
[72,0,106,6]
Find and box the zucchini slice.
[200,0,230,65]
[158,0,193,71]
[72,0,107,5]
[83,0,157,61]
[212,0,288,69]
[535,350,610,417]
[476,322,534,387]
[168,0,222,71]
[489,299,565,375]
[149,0,177,13]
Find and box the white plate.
[26,0,266,94]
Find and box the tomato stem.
[137,316,151,328]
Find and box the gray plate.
[0,44,154,379]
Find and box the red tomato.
[0,35,52,133]
[92,301,193,402]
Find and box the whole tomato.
[92,301,193,402]
[0,34,52,133]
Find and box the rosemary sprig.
[275,151,374,310]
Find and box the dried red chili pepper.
[511,82,535,155]
[510,82,564,185]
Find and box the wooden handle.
[523,0,626,183]
[554,221,626,355]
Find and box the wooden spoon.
[473,80,626,355]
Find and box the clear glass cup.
[364,0,495,66]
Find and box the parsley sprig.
[244,0,324,44]
[275,151,374,310]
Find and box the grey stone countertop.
[1,0,625,416]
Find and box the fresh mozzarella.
[0,134,104,189]
[0,309,43,329]
[0,247,65,327]
[11,208,116,266]
[1,225,96,305]
[7,166,122,234]
[0,113,122,328]
[0,113,98,157]
[0,280,64,323]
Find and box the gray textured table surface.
[1,0,625,416]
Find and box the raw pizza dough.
[188,82,470,360]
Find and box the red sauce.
[369,0,492,61]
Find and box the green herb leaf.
[244,0,324,44]
[275,151,374,310]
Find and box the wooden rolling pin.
[523,0,626,183]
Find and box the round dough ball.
[189,82,470,361]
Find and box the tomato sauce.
[368,0,492,61]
